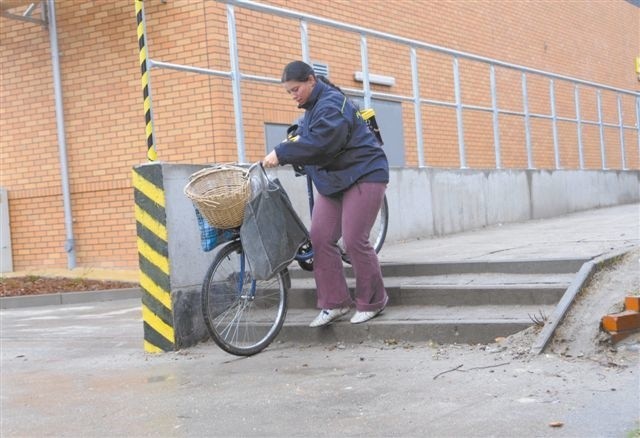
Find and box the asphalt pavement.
[1,203,639,437]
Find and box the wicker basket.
[184,165,250,229]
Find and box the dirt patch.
[500,247,640,364]
[0,276,138,297]
[549,247,640,360]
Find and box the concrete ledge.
[0,288,142,309]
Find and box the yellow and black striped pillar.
[135,0,157,162]
[132,164,175,352]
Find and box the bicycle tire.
[340,194,389,264]
[201,240,288,356]
[296,241,314,271]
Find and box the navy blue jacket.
[274,80,389,196]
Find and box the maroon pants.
[310,182,388,312]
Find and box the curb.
[0,288,142,310]
[530,244,638,355]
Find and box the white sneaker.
[350,307,385,324]
[309,307,350,328]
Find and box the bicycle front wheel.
[201,240,288,356]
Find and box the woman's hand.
[263,150,280,168]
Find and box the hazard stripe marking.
[136,0,156,161]
[133,163,174,353]
[136,224,168,258]
[137,237,169,275]
[143,322,174,352]
[132,171,165,208]
[135,204,167,241]
[142,305,175,344]
[142,294,173,328]
[138,257,170,293]
[134,188,166,225]
[143,340,164,354]
[139,270,172,311]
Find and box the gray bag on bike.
[240,166,308,280]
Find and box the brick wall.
[0,0,638,271]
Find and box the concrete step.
[278,304,554,345]
[278,258,582,345]
[287,273,572,308]
[289,258,588,279]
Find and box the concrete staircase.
[278,258,588,345]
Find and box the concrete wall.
[161,164,638,347]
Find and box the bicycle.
[200,163,389,356]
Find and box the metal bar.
[528,113,554,120]
[490,65,501,169]
[1,10,47,25]
[241,73,280,84]
[220,0,639,97]
[550,79,560,169]
[410,47,425,167]
[300,19,309,64]
[522,73,533,169]
[575,86,584,169]
[617,95,626,170]
[226,4,246,163]
[360,34,371,109]
[462,104,493,112]
[497,109,526,117]
[150,59,231,78]
[597,90,606,169]
[47,0,75,269]
[368,91,413,102]
[23,3,37,16]
[452,57,466,168]
[420,98,457,108]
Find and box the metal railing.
[144,0,640,170]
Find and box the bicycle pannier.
[240,166,308,280]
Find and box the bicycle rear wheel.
[201,240,288,356]
[340,194,388,264]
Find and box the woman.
[263,60,389,327]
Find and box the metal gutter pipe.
[47,0,76,269]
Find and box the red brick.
[625,296,640,312]
[602,311,640,333]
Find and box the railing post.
[360,34,371,109]
[452,56,467,168]
[617,94,626,170]
[226,4,246,163]
[522,72,533,169]
[490,65,502,169]
[597,90,606,169]
[549,79,560,169]
[636,96,640,159]
[574,85,584,169]
[410,48,425,167]
[300,19,309,64]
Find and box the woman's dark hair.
[281,60,345,95]
[281,61,314,82]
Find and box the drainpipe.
[47,0,76,269]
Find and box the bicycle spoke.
[201,241,288,356]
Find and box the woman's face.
[283,75,316,107]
